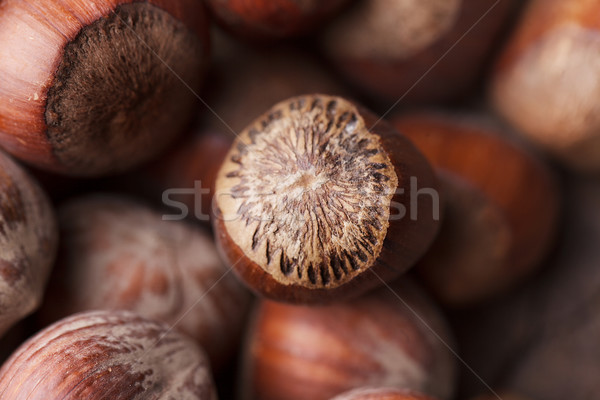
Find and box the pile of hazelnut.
[0,1,596,399]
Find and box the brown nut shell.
[392,113,559,306]
[202,43,350,135]
[147,130,233,221]
[41,195,252,370]
[454,177,600,399]
[213,94,441,304]
[0,310,218,399]
[491,0,600,171]
[0,0,209,175]
[321,0,517,103]
[205,0,351,38]
[240,279,457,400]
[0,150,57,337]
[331,388,438,400]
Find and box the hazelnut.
[204,0,352,39]
[321,0,518,103]
[0,150,57,338]
[41,195,252,370]
[331,388,438,400]
[240,279,457,400]
[453,177,600,400]
[213,94,441,303]
[0,0,209,176]
[491,0,600,171]
[0,310,218,399]
[147,130,233,220]
[392,113,559,306]
[203,43,349,134]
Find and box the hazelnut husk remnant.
[213,94,441,303]
[393,113,559,306]
[0,310,218,399]
[0,0,209,176]
[0,150,57,338]
[40,195,252,370]
[240,280,457,400]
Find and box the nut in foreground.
[213,94,441,303]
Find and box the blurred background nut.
[331,388,439,400]
[452,175,600,399]
[491,0,600,171]
[0,151,57,339]
[200,39,351,135]
[40,195,251,370]
[145,130,233,220]
[321,0,519,104]
[240,279,457,400]
[392,113,560,306]
[204,0,352,39]
[0,310,218,399]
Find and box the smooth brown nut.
[0,150,57,338]
[0,0,209,176]
[240,279,457,400]
[454,176,600,399]
[147,130,234,220]
[321,0,518,103]
[205,0,351,38]
[202,43,350,135]
[392,113,559,306]
[491,0,600,171]
[41,195,252,370]
[213,94,441,304]
[331,388,439,400]
[0,310,218,399]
